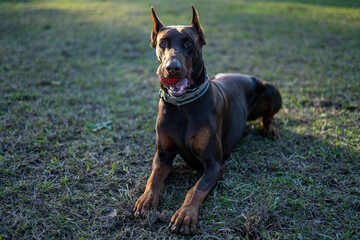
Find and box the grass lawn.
[1,0,359,239]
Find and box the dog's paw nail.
[172,226,177,232]
[133,207,136,212]
[190,227,195,234]
[180,227,184,233]
[169,222,173,228]
[141,210,145,214]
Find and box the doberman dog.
[133,6,282,235]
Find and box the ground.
[0,0,359,239]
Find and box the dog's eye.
[160,40,168,48]
[184,40,193,47]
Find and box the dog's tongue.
[163,78,190,97]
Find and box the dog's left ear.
[190,5,206,46]
[150,7,163,48]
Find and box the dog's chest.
[157,103,215,168]
[160,113,206,148]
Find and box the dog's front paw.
[133,191,159,217]
[169,205,198,235]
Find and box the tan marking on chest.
[157,130,175,152]
[191,127,211,156]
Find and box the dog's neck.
[190,54,207,88]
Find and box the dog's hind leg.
[247,78,282,138]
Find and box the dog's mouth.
[161,77,190,97]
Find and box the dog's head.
[150,6,206,97]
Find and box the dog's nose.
[166,60,181,75]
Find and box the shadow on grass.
[213,123,359,238]
[125,121,359,239]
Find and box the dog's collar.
[159,74,210,106]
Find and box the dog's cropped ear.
[190,5,206,46]
[150,7,163,48]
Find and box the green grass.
[1,0,359,239]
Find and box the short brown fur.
[191,127,211,156]
[133,6,282,235]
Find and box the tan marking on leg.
[170,159,222,235]
[133,151,172,216]
[170,187,208,235]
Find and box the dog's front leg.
[133,149,174,216]
[169,160,222,235]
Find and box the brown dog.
[133,6,282,235]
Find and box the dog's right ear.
[150,7,163,48]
